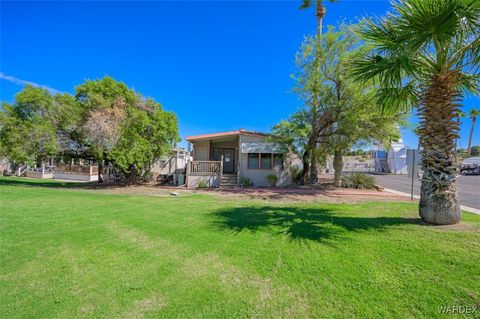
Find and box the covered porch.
[186,133,240,188]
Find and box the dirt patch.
[83,183,409,204]
[418,221,479,231]
[198,187,410,203]
[123,295,165,319]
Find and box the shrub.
[266,174,278,187]
[290,166,303,184]
[197,180,208,188]
[240,178,251,187]
[341,173,376,189]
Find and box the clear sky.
[1,0,479,149]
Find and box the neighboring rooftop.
[185,129,268,141]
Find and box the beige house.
[151,147,189,184]
[186,129,293,188]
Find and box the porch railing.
[27,166,55,174]
[56,164,98,176]
[187,160,222,176]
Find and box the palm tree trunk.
[467,116,476,156]
[308,1,326,184]
[333,148,343,187]
[418,74,461,225]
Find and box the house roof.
[185,129,268,141]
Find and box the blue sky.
[1,0,478,149]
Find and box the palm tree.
[467,108,480,156]
[353,0,479,225]
[300,0,327,45]
[299,0,335,183]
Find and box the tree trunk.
[418,74,461,225]
[124,164,138,185]
[467,116,476,156]
[333,149,343,187]
[97,159,104,183]
[316,0,325,48]
[309,150,318,184]
[301,149,310,184]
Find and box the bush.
[240,178,251,187]
[197,180,208,188]
[266,174,278,187]
[290,166,303,184]
[341,173,376,189]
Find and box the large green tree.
[75,77,179,182]
[298,0,337,183]
[311,25,402,186]
[0,86,59,166]
[353,0,480,224]
[275,25,402,185]
[0,77,179,183]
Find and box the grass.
[1,176,479,318]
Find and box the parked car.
[460,157,480,175]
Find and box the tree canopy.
[0,77,179,182]
[273,24,403,184]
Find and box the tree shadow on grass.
[0,177,99,189]
[212,205,420,243]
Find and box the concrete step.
[220,184,238,188]
[221,174,238,187]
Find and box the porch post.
[220,155,224,178]
[185,160,191,187]
[237,135,241,183]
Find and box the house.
[373,138,408,174]
[387,139,408,174]
[185,129,293,188]
[151,147,190,185]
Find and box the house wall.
[239,134,292,187]
[193,141,210,161]
[210,139,237,149]
[151,151,188,175]
[26,171,54,179]
[54,173,98,182]
[151,155,176,175]
[186,175,220,188]
[388,147,408,174]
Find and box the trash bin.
[177,173,185,185]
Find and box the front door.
[222,149,235,173]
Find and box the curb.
[383,188,480,216]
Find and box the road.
[371,174,480,209]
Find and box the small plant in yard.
[197,180,208,188]
[240,178,251,187]
[341,173,375,189]
[266,174,278,187]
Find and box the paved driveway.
[371,174,480,209]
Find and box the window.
[248,153,259,169]
[260,153,272,169]
[273,153,283,169]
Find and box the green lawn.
[1,177,479,318]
